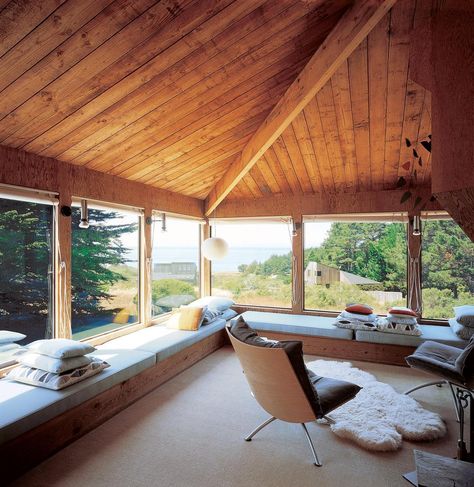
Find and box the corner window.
[151,215,201,317]
[71,201,141,340]
[210,219,292,308]
[303,216,407,314]
[421,217,474,319]
[0,192,55,346]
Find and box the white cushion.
[18,352,92,374]
[190,296,234,312]
[0,344,23,368]
[98,319,227,361]
[0,331,26,344]
[221,309,238,321]
[0,349,156,444]
[235,311,354,340]
[454,305,474,327]
[7,357,108,390]
[26,339,95,358]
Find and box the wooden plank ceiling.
[0,0,431,201]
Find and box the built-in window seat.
[0,319,227,483]
[234,311,467,366]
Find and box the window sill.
[84,321,147,347]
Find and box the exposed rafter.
[205,0,397,216]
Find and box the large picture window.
[71,202,141,340]
[151,215,201,317]
[421,216,474,320]
[303,216,407,314]
[211,220,292,308]
[0,193,55,345]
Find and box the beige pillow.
[166,306,204,331]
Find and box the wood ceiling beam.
[204,0,397,216]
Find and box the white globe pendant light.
[202,237,228,260]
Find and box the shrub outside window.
[421,216,474,320]
[211,219,293,308]
[71,202,141,340]
[303,216,408,315]
[151,215,201,317]
[0,194,55,346]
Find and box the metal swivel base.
[244,416,322,467]
[405,380,461,422]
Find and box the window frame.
[70,198,144,342]
[150,212,203,322]
[209,217,294,310]
[419,213,473,322]
[302,213,409,316]
[0,185,58,346]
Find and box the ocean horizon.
[152,246,290,272]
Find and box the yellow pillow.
[166,306,204,331]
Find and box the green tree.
[0,200,52,322]
[304,222,407,292]
[151,278,196,304]
[71,209,137,317]
[421,220,474,298]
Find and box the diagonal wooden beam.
[205,0,397,216]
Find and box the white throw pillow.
[18,352,92,374]
[0,330,26,344]
[189,296,234,312]
[7,357,109,390]
[376,318,422,336]
[26,338,95,358]
[0,343,23,368]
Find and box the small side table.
[403,450,474,487]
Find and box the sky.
[115,215,332,250]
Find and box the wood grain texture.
[260,331,415,366]
[0,329,227,484]
[0,0,437,204]
[216,188,441,218]
[205,0,396,214]
[0,145,203,217]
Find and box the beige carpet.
[13,346,461,487]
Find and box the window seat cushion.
[355,325,468,348]
[232,311,354,340]
[0,349,155,445]
[97,318,227,361]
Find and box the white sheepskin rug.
[306,360,447,451]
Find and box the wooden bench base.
[2,328,416,482]
[1,329,226,484]
[261,331,415,367]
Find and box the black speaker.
[60,205,72,217]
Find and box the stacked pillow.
[166,296,237,331]
[376,307,421,336]
[7,339,109,390]
[449,305,474,340]
[189,296,237,324]
[334,304,377,330]
[0,331,26,367]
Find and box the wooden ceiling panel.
[0,0,431,201]
[229,0,431,201]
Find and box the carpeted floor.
[12,346,462,487]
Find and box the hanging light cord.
[408,237,422,315]
[56,228,71,339]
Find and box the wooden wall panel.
[216,188,441,218]
[0,145,204,217]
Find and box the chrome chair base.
[244,416,322,467]
[405,379,461,422]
